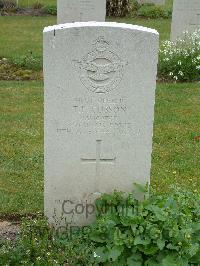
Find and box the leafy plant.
[90,185,200,265]
[137,4,171,19]
[41,4,57,15]
[159,29,200,82]
[11,51,42,71]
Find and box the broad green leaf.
[144,258,158,266]
[107,246,123,262]
[146,205,166,221]
[161,255,178,266]
[138,244,158,255]
[134,236,151,246]
[157,239,165,250]
[127,253,142,266]
[93,247,108,263]
[188,243,199,257]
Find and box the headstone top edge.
[43,22,159,36]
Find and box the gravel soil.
[0,221,20,242]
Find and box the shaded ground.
[0,8,49,17]
[0,221,20,242]
[0,58,42,81]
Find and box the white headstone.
[171,0,200,41]
[44,22,159,227]
[57,0,106,24]
[137,0,165,5]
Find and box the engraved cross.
[81,140,116,181]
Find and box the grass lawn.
[0,16,56,60]
[17,0,56,7]
[0,81,43,217]
[0,81,199,216]
[0,16,171,60]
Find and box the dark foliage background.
[106,0,131,17]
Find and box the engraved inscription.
[75,37,127,93]
[56,96,135,136]
[80,0,95,12]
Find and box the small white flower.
[94,252,101,258]
[178,71,184,76]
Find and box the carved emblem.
[75,37,126,93]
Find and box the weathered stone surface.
[57,0,106,24]
[44,22,159,226]
[171,0,200,41]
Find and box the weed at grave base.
[41,4,57,15]
[0,185,199,265]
